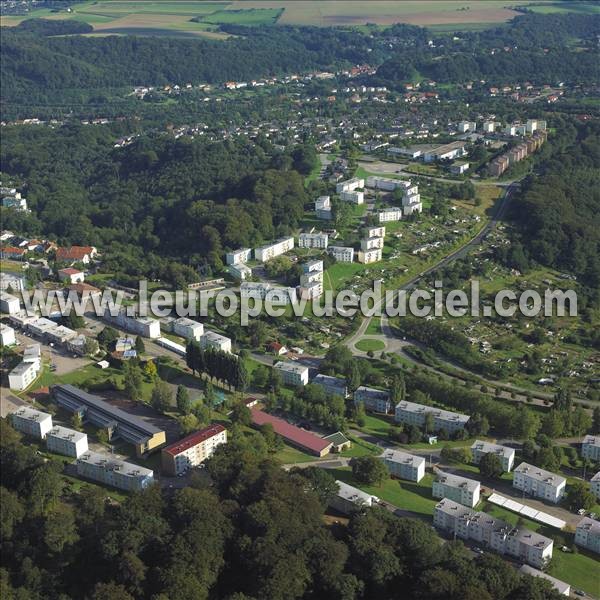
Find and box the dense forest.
[0,419,564,600]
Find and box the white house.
[354,386,391,414]
[274,361,309,387]
[254,237,294,262]
[0,323,16,346]
[0,291,20,315]
[226,248,252,265]
[8,360,40,391]
[46,425,88,458]
[329,246,354,263]
[512,462,566,504]
[298,232,329,249]
[581,435,600,462]
[471,440,515,472]
[432,470,481,507]
[10,406,53,439]
[575,516,600,554]
[58,268,85,284]
[173,317,204,341]
[200,331,232,353]
[382,449,425,482]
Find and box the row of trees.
[186,341,248,391]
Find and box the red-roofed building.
[267,341,287,356]
[55,246,97,264]
[0,246,26,260]
[251,408,333,457]
[58,267,85,284]
[161,424,227,476]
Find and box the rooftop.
[582,435,600,448]
[355,385,389,399]
[162,424,226,457]
[274,361,309,375]
[519,565,570,596]
[78,451,153,478]
[514,462,566,486]
[11,405,51,422]
[471,440,515,458]
[435,470,480,493]
[336,480,376,505]
[382,449,425,468]
[577,516,600,535]
[396,400,470,424]
[47,425,87,443]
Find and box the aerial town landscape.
[0,1,599,599]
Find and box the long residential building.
[51,384,166,456]
[161,424,227,476]
[46,425,88,458]
[432,471,481,507]
[336,178,364,193]
[581,435,600,462]
[226,248,252,265]
[519,565,570,597]
[354,386,392,414]
[357,248,382,264]
[471,440,515,472]
[199,330,232,353]
[76,451,154,492]
[394,400,470,433]
[574,516,600,554]
[10,406,53,439]
[311,374,348,398]
[254,237,294,262]
[103,307,161,338]
[591,471,600,501]
[434,498,553,569]
[512,462,566,504]
[240,282,296,305]
[329,246,354,263]
[329,480,378,515]
[172,317,204,341]
[274,361,309,387]
[378,207,402,223]
[381,449,425,482]
[340,190,364,204]
[298,231,329,249]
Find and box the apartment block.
[458,121,476,133]
[200,331,232,354]
[482,121,497,133]
[0,323,16,346]
[340,190,364,204]
[432,471,481,507]
[357,248,382,264]
[0,291,20,314]
[312,373,348,398]
[366,176,403,191]
[298,232,329,249]
[471,440,515,472]
[394,400,470,433]
[46,425,88,458]
[381,449,425,482]
[10,406,53,439]
[8,360,40,391]
[513,462,566,504]
[591,472,600,501]
[519,566,570,597]
[300,270,323,286]
[76,451,154,492]
[364,226,386,239]
[575,516,600,554]
[299,281,323,300]
[433,498,553,569]
[240,282,296,304]
[335,178,364,193]
[378,208,402,223]
[274,361,309,387]
[229,263,252,280]
[173,317,204,341]
[254,237,294,262]
[329,480,378,515]
[315,195,332,220]
[225,248,251,265]
[302,259,324,274]
[353,386,391,414]
[103,307,161,338]
[161,424,227,476]
[581,435,600,462]
[329,246,354,263]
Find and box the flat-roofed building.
[360,236,384,251]
[173,317,204,341]
[8,360,40,391]
[312,374,348,398]
[46,325,78,344]
[433,498,553,569]
[254,237,294,262]
[395,400,470,433]
[76,451,154,492]
[46,425,88,458]
[519,565,570,596]
[315,196,332,220]
[357,248,382,264]
[433,471,481,507]
[336,178,364,193]
[354,386,391,414]
[0,323,16,346]
[575,516,600,554]
[199,330,232,354]
[51,384,166,457]
[378,207,402,223]
[471,440,515,472]
[329,480,378,515]
[581,435,600,462]
[340,190,364,204]
[103,307,161,338]
[226,248,251,265]
[240,282,296,305]
[423,142,467,163]
[299,281,323,300]
[161,424,227,476]
[229,263,252,281]
[298,232,329,249]
[274,361,309,387]
[381,449,425,482]
[302,259,323,274]
[28,317,57,338]
[590,471,600,501]
[513,462,566,504]
[9,406,53,439]
[329,246,354,263]
[364,226,385,239]
[366,176,403,191]
[0,291,20,314]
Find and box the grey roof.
[382,448,425,468]
[582,435,600,448]
[395,400,470,424]
[471,440,515,458]
[336,480,376,505]
[591,471,600,483]
[78,450,153,478]
[11,405,51,422]
[47,425,87,444]
[435,471,480,493]
[355,385,390,400]
[514,462,566,487]
[577,516,600,535]
[519,565,570,595]
[312,374,347,393]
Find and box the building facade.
[46,425,88,458]
[254,237,294,262]
[581,435,600,462]
[329,246,354,263]
[10,406,53,439]
[382,449,425,482]
[513,462,566,504]
[575,516,600,554]
[226,248,252,265]
[199,331,232,353]
[76,451,154,492]
[432,471,481,507]
[394,400,470,433]
[471,440,515,472]
[354,386,391,414]
[298,232,329,249]
[274,361,309,387]
[312,374,348,398]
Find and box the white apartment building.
[354,386,392,414]
[394,400,470,433]
[0,291,20,314]
[471,440,515,472]
[329,246,354,263]
[482,121,497,133]
[381,449,425,482]
[340,190,364,204]
[458,120,476,133]
[433,498,553,569]
[199,331,232,353]
[302,259,324,274]
[364,226,386,238]
[590,472,600,501]
[299,281,323,300]
[575,516,600,554]
[229,263,252,281]
[46,325,77,345]
[226,248,252,265]
[329,480,378,515]
[1,323,16,346]
[335,177,364,193]
[512,462,566,504]
[366,176,403,191]
[581,435,600,462]
[300,270,323,286]
[254,236,294,262]
[8,360,40,391]
[161,424,227,476]
[46,425,88,458]
[360,237,384,251]
[10,406,53,439]
[312,374,348,398]
[240,282,296,304]
[387,147,421,159]
[358,248,382,264]
[76,451,154,492]
[402,193,423,215]
[315,196,332,220]
[298,232,329,249]
[28,317,58,338]
[103,307,161,338]
[378,208,402,223]
[274,361,309,387]
[432,471,481,507]
[173,317,204,341]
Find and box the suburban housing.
[471,440,515,472]
[394,400,470,433]
[512,462,566,504]
[432,470,481,507]
[381,449,426,482]
[76,451,155,492]
[353,385,392,414]
[9,406,53,439]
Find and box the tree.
[350,456,388,486]
[144,359,158,381]
[97,326,118,349]
[84,336,99,356]
[565,481,596,511]
[71,412,83,431]
[151,380,172,413]
[259,423,283,452]
[592,406,600,435]
[479,452,504,479]
[354,402,366,427]
[124,362,143,402]
[390,373,406,404]
[90,583,135,600]
[347,363,362,392]
[135,336,145,355]
[179,413,200,434]
[231,401,251,427]
[44,503,79,554]
[291,466,339,508]
[176,385,192,415]
[204,381,216,415]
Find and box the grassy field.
[355,338,386,353]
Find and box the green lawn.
[355,339,386,353]
[326,262,365,290]
[364,318,381,336]
[275,443,317,464]
[548,549,600,597]
[340,435,382,458]
[199,8,283,26]
[356,413,395,438]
